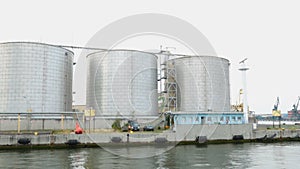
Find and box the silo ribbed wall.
[0,42,73,113]
[86,50,158,116]
[172,56,230,112]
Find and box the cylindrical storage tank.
[86,50,158,116]
[0,42,73,113]
[171,56,230,112]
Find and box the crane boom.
[296,96,300,110]
[273,97,279,111]
[292,97,300,111]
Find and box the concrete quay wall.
[175,124,300,141]
[175,124,253,141]
[0,133,177,146]
[1,124,300,147]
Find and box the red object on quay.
[75,122,83,134]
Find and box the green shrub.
[112,119,121,130]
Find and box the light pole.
[239,58,249,124]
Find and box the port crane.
[292,96,300,120]
[272,97,281,128]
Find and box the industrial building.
[160,55,245,129]
[0,41,246,131]
[171,112,244,125]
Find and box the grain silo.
[170,56,230,112]
[86,50,158,117]
[0,42,73,113]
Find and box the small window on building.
[220,116,224,121]
[196,116,199,122]
[213,117,218,123]
[232,116,236,121]
[207,117,212,122]
[237,116,242,121]
[226,116,230,124]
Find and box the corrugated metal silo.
[0,42,73,113]
[86,50,158,117]
[171,56,230,112]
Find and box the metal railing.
[0,112,83,133]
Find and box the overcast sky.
[1,0,299,113]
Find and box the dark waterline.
[0,142,300,169]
